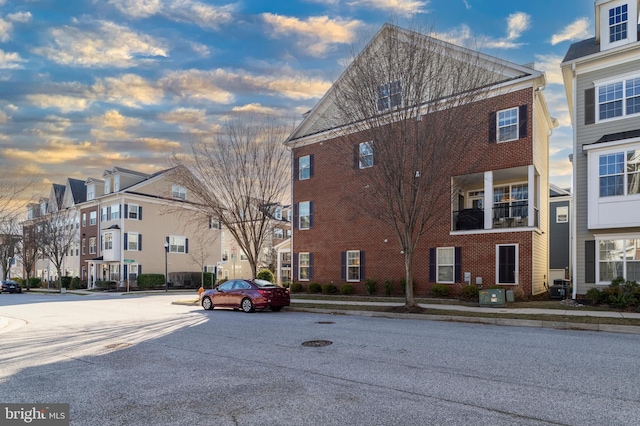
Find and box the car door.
[227,280,247,308]
[214,281,234,306]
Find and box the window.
[128,264,138,281]
[82,238,86,255]
[240,252,248,261]
[128,204,140,220]
[599,150,640,197]
[359,142,373,169]
[172,185,186,200]
[437,247,455,283]
[104,233,113,250]
[497,107,518,142]
[89,237,96,254]
[128,232,139,251]
[598,77,640,120]
[87,190,94,201]
[101,207,108,222]
[299,201,311,230]
[168,236,187,253]
[222,250,229,261]
[110,204,120,220]
[275,207,282,220]
[299,252,310,281]
[82,213,86,227]
[496,244,518,284]
[377,80,401,111]
[609,4,628,43]
[598,238,640,283]
[274,228,284,239]
[347,250,361,282]
[556,206,569,223]
[90,211,97,226]
[286,229,291,238]
[299,156,311,180]
[105,179,111,194]
[493,183,528,219]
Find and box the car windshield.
[253,279,277,288]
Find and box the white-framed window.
[87,190,94,201]
[275,206,282,220]
[609,4,628,43]
[347,250,361,282]
[172,185,186,200]
[240,252,248,261]
[299,156,311,180]
[128,204,140,219]
[299,252,310,281]
[599,150,640,197]
[286,229,291,238]
[598,238,640,283]
[359,142,373,169]
[597,77,640,121]
[437,247,455,283]
[82,213,86,227]
[497,107,518,142]
[128,232,139,251]
[168,236,186,253]
[89,237,96,254]
[110,204,120,220]
[82,238,86,255]
[222,249,229,262]
[287,209,292,222]
[377,80,402,111]
[90,211,97,226]
[496,244,518,284]
[105,178,111,194]
[493,183,528,219]
[299,201,311,230]
[104,233,113,250]
[101,207,108,222]
[556,206,569,223]
[128,263,138,281]
[274,228,284,239]
[468,190,484,209]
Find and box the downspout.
[571,62,578,300]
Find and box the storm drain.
[301,340,333,347]
[105,343,132,350]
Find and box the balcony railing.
[453,203,534,231]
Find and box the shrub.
[340,284,354,295]
[60,276,72,289]
[282,281,291,289]
[29,277,41,288]
[383,280,394,296]
[137,273,165,289]
[70,277,83,289]
[322,283,338,294]
[585,287,604,305]
[461,285,479,301]
[202,272,215,288]
[431,284,450,298]
[365,278,377,295]
[289,282,304,293]
[308,282,322,294]
[257,269,275,283]
[95,280,117,290]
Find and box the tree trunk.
[404,249,419,308]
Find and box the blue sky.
[0,0,595,200]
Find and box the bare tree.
[21,223,40,290]
[0,217,21,280]
[39,209,77,288]
[170,117,291,279]
[329,24,505,307]
[186,229,218,289]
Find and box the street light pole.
[164,241,169,292]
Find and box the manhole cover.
[315,321,335,324]
[105,343,132,349]
[302,340,333,347]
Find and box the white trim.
[594,235,640,285]
[346,250,361,282]
[495,243,519,285]
[436,247,455,284]
[298,252,310,281]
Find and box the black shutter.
[429,248,436,282]
[166,236,170,252]
[309,154,315,178]
[107,207,111,219]
[293,203,298,230]
[138,206,142,220]
[138,234,142,251]
[454,247,462,283]
[185,238,189,253]
[293,157,299,181]
[293,253,298,280]
[124,266,128,279]
[123,233,128,250]
[354,144,360,169]
[341,251,346,280]
[308,253,314,280]
[360,250,365,282]
[309,201,314,228]
[518,105,528,139]
[585,240,596,283]
[585,88,595,125]
[124,204,128,218]
[488,112,497,143]
[138,265,142,276]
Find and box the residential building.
[549,184,572,283]
[561,0,640,297]
[286,25,556,296]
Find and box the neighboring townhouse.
[561,0,640,297]
[286,25,556,296]
[549,184,572,283]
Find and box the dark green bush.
[257,269,275,283]
[137,273,165,289]
[95,280,117,290]
[70,277,83,289]
[289,282,304,293]
[29,277,41,288]
[365,278,377,295]
[60,276,72,289]
[431,284,451,298]
[585,287,604,305]
[340,284,354,295]
[321,283,338,294]
[461,285,479,301]
[308,282,322,294]
[202,272,215,287]
[383,280,394,296]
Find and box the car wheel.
[271,306,282,312]
[241,298,255,313]
[202,296,214,310]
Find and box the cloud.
[7,12,32,23]
[533,54,563,85]
[3,140,95,164]
[159,108,208,125]
[92,74,164,107]
[232,103,277,115]
[87,110,141,130]
[160,70,235,104]
[135,137,181,151]
[506,12,530,41]
[551,17,590,45]
[0,49,25,69]
[432,13,530,50]
[347,0,429,17]
[463,0,471,9]
[33,20,168,68]
[0,18,11,42]
[25,94,92,113]
[262,14,363,56]
[110,0,235,30]
[108,0,162,18]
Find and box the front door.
[497,245,517,284]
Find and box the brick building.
[285,25,557,296]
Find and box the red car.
[200,279,290,313]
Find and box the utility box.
[549,279,570,299]
[479,289,505,307]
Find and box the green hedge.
[308,283,322,294]
[95,280,117,290]
[257,269,275,283]
[340,284,354,295]
[137,274,165,289]
[60,276,72,289]
[321,283,338,294]
[290,282,304,293]
[431,284,451,298]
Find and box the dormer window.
[172,185,186,200]
[609,4,628,43]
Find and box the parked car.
[200,279,290,313]
[1,280,22,293]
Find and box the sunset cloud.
[347,0,429,17]
[551,17,590,45]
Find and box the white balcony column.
[528,165,535,227]
[484,171,493,230]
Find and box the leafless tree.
[186,228,218,289]
[39,209,78,288]
[170,117,291,279]
[21,223,40,289]
[329,24,505,307]
[0,217,21,280]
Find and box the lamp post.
[164,241,169,292]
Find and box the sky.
[0,0,595,203]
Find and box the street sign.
[124,259,135,263]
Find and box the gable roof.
[67,178,87,204]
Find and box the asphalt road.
[1,292,640,425]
